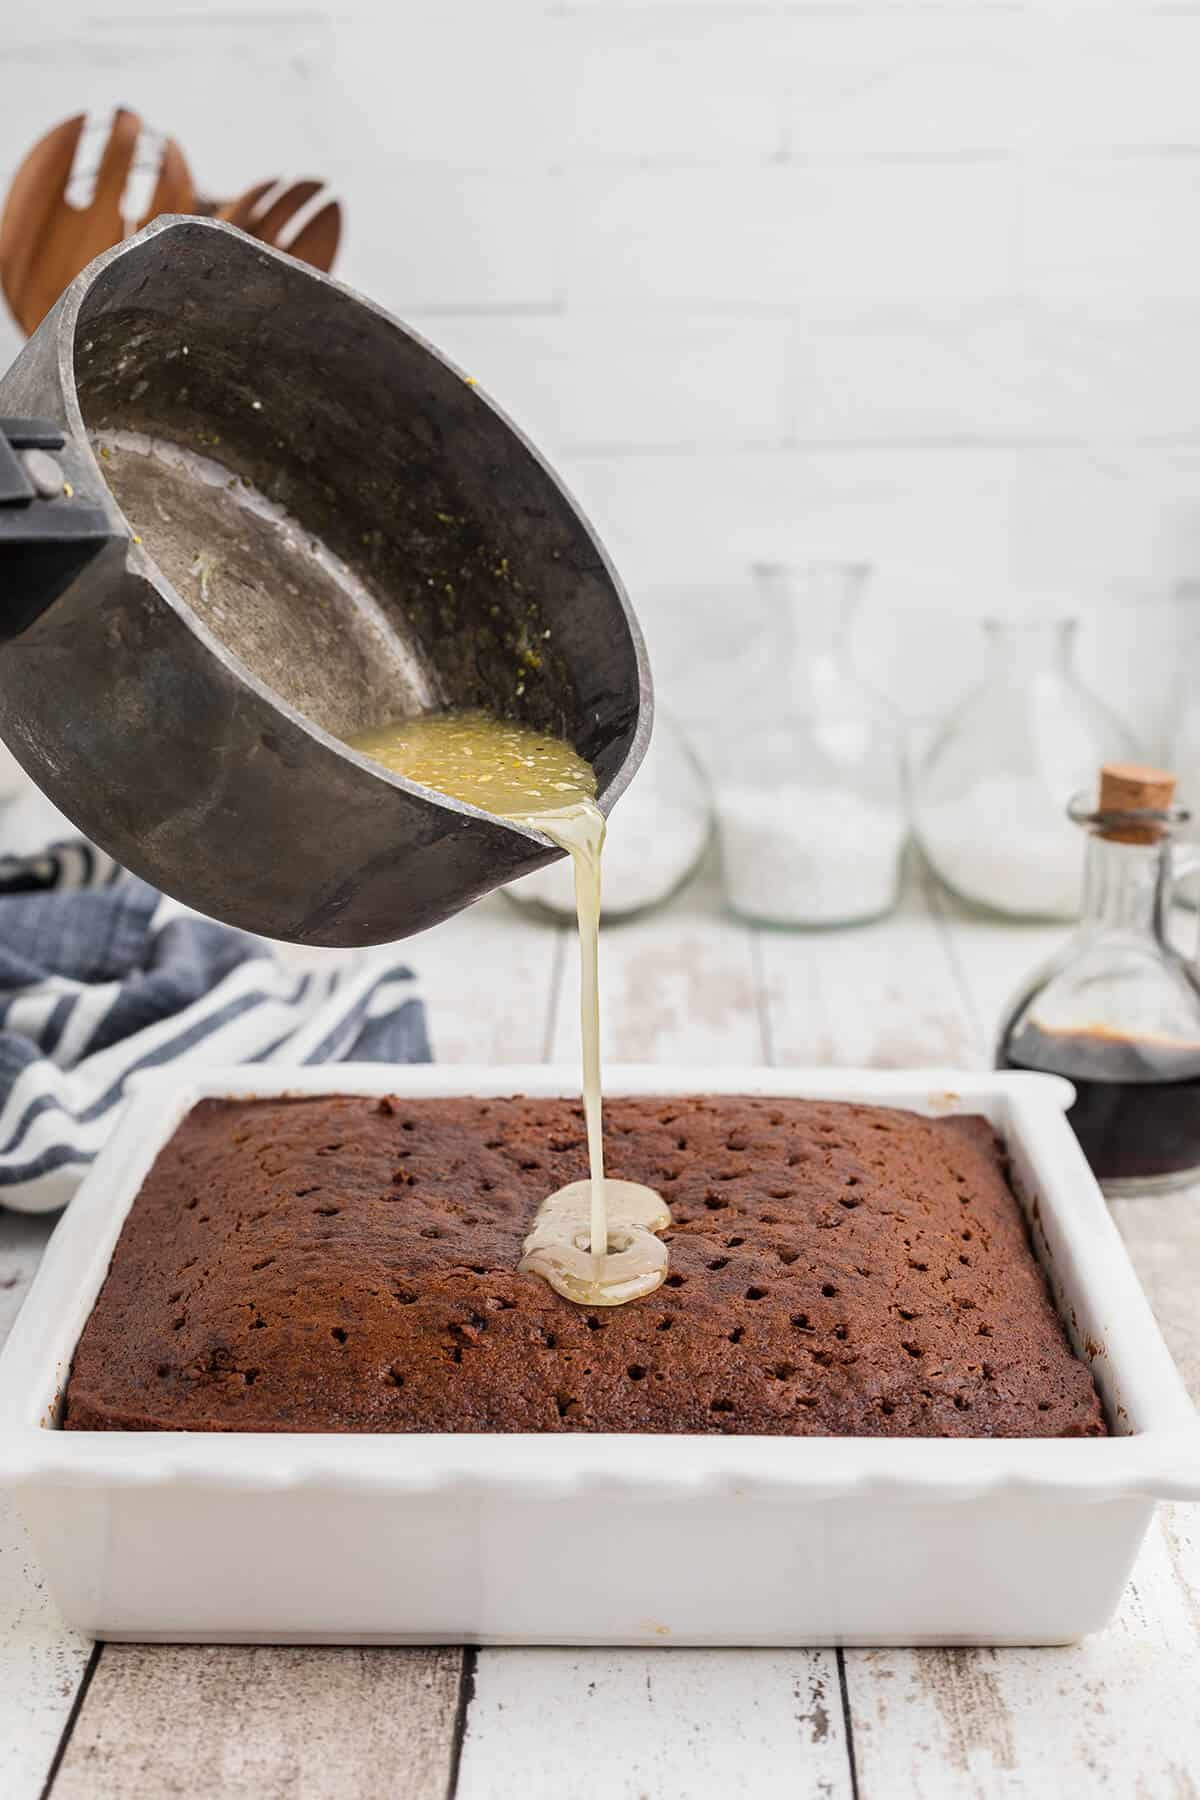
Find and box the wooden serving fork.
[0,109,194,334]
[205,177,342,273]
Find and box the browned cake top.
[64,1094,1106,1437]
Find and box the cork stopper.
[1097,763,1177,844]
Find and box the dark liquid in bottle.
[1000,1025,1200,1184]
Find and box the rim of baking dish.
[1,1065,1198,1504]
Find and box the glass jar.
[711,561,907,928]
[997,764,1200,1194]
[503,710,712,924]
[914,617,1138,920]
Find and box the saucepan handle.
[0,415,116,636]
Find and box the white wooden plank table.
[2,862,1197,1800]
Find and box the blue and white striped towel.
[0,838,429,1214]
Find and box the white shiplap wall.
[3,0,1200,742]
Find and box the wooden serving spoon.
[208,177,342,272]
[0,109,195,334]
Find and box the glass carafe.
[997,765,1200,1194]
[914,617,1138,920]
[711,561,907,928]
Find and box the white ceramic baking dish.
[2,1064,1198,1648]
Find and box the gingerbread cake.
[63,1094,1107,1437]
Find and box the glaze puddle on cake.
[520,1179,671,1306]
[348,710,669,1304]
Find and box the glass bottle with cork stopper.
[997,763,1200,1194]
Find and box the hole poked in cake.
[438,1314,489,1362]
[330,1327,349,1345]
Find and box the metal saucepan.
[0,217,651,945]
